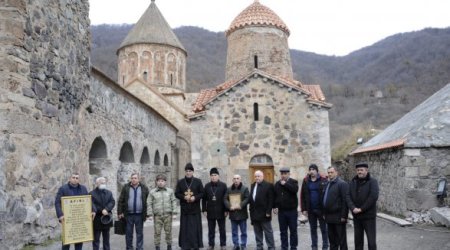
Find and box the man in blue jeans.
[118,173,149,250]
[301,164,329,250]
[55,172,95,250]
[224,174,250,250]
[274,167,299,250]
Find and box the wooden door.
[249,165,275,184]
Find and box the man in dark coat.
[118,173,150,250]
[90,177,115,250]
[273,167,299,250]
[322,166,348,250]
[224,174,250,250]
[300,164,329,250]
[175,163,205,250]
[250,170,275,250]
[202,167,228,250]
[55,172,94,250]
[346,162,379,250]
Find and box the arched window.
[119,141,135,163]
[143,71,148,81]
[140,147,150,164]
[250,154,273,165]
[89,137,107,159]
[253,103,259,121]
[89,137,108,175]
[154,150,160,166]
[254,55,258,69]
[163,154,169,166]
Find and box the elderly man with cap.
[300,164,329,250]
[90,176,115,250]
[175,163,205,250]
[273,167,299,250]
[346,162,379,250]
[202,167,228,250]
[147,174,177,250]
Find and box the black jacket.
[347,173,379,220]
[322,177,349,224]
[300,174,328,213]
[175,177,204,215]
[55,183,90,218]
[117,182,149,221]
[90,187,115,230]
[274,178,299,211]
[202,181,228,219]
[224,183,250,221]
[249,180,274,222]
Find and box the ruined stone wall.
[226,27,293,82]
[0,1,177,248]
[191,76,331,184]
[351,147,450,216]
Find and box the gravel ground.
[34,216,450,250]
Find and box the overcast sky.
[89,0,450,56]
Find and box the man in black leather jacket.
[347,162,379,250]
[273,167,299,250]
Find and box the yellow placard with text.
[61,195,93,245]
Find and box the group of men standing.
[55,161,378,250]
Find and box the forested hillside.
[90,25,450,160]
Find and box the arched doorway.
[249,154,274,184]
[88,137,112,189]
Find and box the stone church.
[115,0,332,183]
[0,0,331,248]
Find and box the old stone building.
[0,0,332,248]
[350,83,450,216]
[0,1,178,248]
[190,1,332,184]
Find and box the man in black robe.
[175,163,205,249]
[202,167,228,250]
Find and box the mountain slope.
[90,25,450,160]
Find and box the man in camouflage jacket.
[147,174,178,250]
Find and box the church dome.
[226,1,290,37]
[118,0,185,53]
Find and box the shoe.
[233,246,240,250]
[167,245,171,250]
[207,246,214,250]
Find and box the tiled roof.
[351,83,450,154]
[191,70,331,113]
[226,1,290,36]
[118,0,185,53]
[350,138,406,155]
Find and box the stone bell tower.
[225,0,293,82]
[117,0,187,95]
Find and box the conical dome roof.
[118,0,185,53]
[226,1,290,37]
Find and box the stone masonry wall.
[0,1,177,248]
[226,27,293,82]
[118,43,186,92]
[191,76,331,184]
[351,147,450,216]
